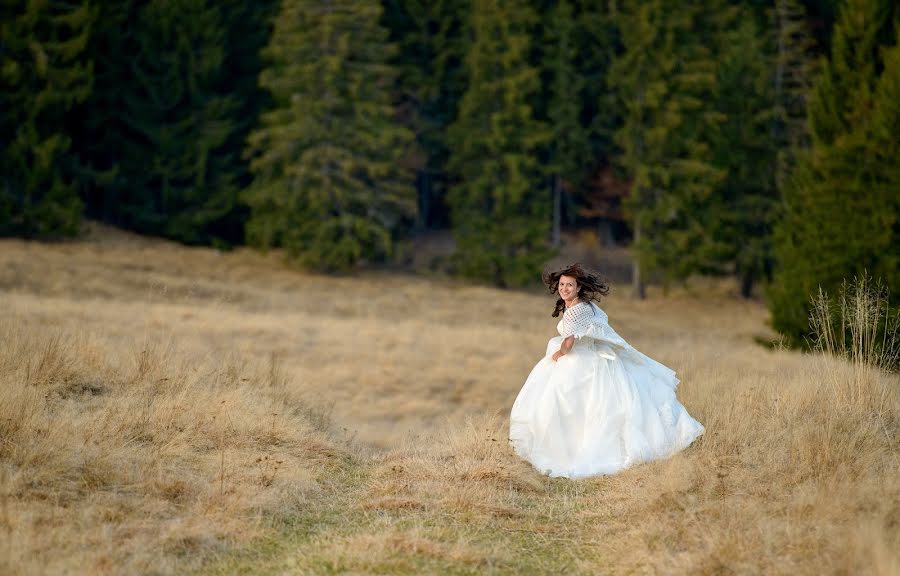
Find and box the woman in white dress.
[509,264,704,479]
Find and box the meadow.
[0,227,897,575]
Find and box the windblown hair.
[543,263,610,317]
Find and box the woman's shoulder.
[565,300,594,316]
[584,301,609,319]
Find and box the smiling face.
[558,274,579,305]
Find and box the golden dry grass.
[0,225,897,575]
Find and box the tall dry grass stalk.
[809,274,900,372]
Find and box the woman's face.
[558,275,579,302]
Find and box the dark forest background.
[2,0,898,347]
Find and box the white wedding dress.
[509,301,704,479]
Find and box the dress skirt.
[509,335,704,479]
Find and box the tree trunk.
[552,174,561,248]
[740,271,754,299]
[597,219,615,247]
[632,219,645,299]
[416,170,430,233]
[773,0,786,193]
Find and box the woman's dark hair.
[543,263,610,317]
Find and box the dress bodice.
[557,301,600,337]
[555,301,632,355]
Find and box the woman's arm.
[551,335,575,361]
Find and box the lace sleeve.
[561,303,594,338]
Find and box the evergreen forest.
[2,0,898,347]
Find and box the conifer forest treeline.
[2,0,898,346]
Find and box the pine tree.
[770,0,899,345]
[383,0,466,231]
[446,0,551,287]
[207,0,279,243]
[772,0,816,193]
[805,0,892,147]
[68,0,137,227]
[244,0,414,270]
[131,0,239,242]
[571,0,618,158]
[72,0,254,245]
[608,1,724,297]
[712,10,779,297]
[544,0,589,248]
[569,1,620,246]
[867,34,900,289]
[74,0,276,245]
[0,0,93,238]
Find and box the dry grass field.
[0,226,897,575]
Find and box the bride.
[509,264,704,479]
